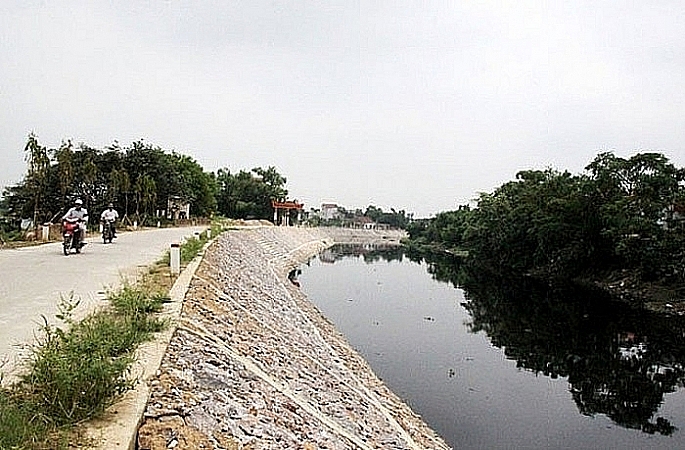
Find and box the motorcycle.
[102,220,114,244]
[62,218,85,256]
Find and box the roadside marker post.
[42,224,50,241]
[170,243,181,275]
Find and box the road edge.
[83,238,214,449]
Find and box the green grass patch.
[0,286,167,448]
[157,223,226,268]
[0,388,51,449]
[180,234,206,264]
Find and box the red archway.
[272,201,304,226]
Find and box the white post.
[170,243,181,275]
[157,221,161,228]
[42,224,50,241]
[133,220,138,230]
[206,227,212,239]
[99,223,103,233]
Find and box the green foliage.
[2,136,218,228]
[408,152,685,287]
[2,286,166,448]
[0,388,51,449]
[215,166,288,220]
[180,235,206,264]
[20,291,163,426]
[2,136,299,233]
[364,205,411,228]
[312,204,412,229]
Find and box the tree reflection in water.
[405,249,685,436]
[319,243,406,264]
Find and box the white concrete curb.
[85,238,214,450]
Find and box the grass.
[181,222,226,264]
[0,222,224,449]
[158,222,226,268]
[0,390,52,450]
[0,287,167,449]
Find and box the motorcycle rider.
[100,202,119,238]
[62,199,89,246]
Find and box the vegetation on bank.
[307,204,412,229]
[406,152,685,303]
[0,287,165,449]
[0,228,217,449]
[0,134,292,237]
[0,134,412,243]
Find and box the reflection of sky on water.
[299,245,685,449]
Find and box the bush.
[1,286,166,447]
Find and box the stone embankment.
[137,227,450,449]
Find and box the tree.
[24,133,51,226]
[53,140,75,208]
[215,166,289,220]
[586,152,685,280]
[134,174,157,218]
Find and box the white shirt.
[63,206,89,223]
[100,209,119,222]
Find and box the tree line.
[308,204,412,229]
[407,152,685,290]
[0,135,289,232]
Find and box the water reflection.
[319,243,405,264]
[412,250,685,436]
[323,245,685,436]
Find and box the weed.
[180,236,205,264]
[3,286,166,447]
[0,388,50,449]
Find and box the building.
[321,203,339,220]
[167,196,190,220]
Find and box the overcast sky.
[1,1,684,217]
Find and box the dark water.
[298,245,685,450]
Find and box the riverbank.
[406,241,685,317]
[136,226,448,449]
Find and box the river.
[298,244,685,450]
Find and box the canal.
[298,244,685,449]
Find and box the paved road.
[0,226,206,380]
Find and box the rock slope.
[138,227,450,449]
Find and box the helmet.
[108,203,114,208]
[75,199,83,205]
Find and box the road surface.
[0,226,205,381]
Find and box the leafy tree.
[24,133,51,225]
[215,166,289,220]
[363,205,411,229]
[54,140,75,207]
[409,151,685,288]
[3,135,220,229]
[134,174,157,218]
[586,152,685,280]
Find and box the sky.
[1,1,684,217]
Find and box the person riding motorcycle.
[62,199,89,246]
[100,203,119,238]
